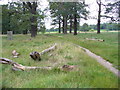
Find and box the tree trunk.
[8,12,11,31]
[63,16,67,34]
[23,2,27,35]
[118,1,120,18]
[23,30,27,34]
[8,4,12,32]
[70,15,72,33]
[74,3,77,35]
[58,16,61,33]
[30,24,37,37]
[97,1,101,34]
[65,17,67,34]
[62,17,64,34]
[74,14,77,35]
[27,2,37,37]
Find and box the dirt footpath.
[74,44,120,77]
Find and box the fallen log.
[0,58,17,64]
[0,58,76,71]
[30,51,41,61]
[30,43,57,60]
[85,38,105,42]
[61,65,76,71]
[0,58,52,71]
[12,63,52,71]
[40,43,57,55]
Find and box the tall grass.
[1,33,118,88]
[52,32,118,69]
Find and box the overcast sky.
[0,0,116,29]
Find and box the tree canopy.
[49,1,89,35]
[1,0,119,36]
[2,1,45,37]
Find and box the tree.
[57,2,68,34]
[2,5,9,34]
[22,2,29,34]
[2,2,25,34]
[96,0,102,34]
[104,1,120,22]
[72,1,88,35]
[38,20,46,34]
[2,1,45,37]
[58,15,61,33]
[40,25,46,34]
[81,23,91,32]
[69,15,73,33]
[49,1,88,35]
[51,15,62,33]
[73,2,77,35]
[96,1,120,32]
[49,2,63,34]
[23,2,46,36]
[23,2,38,37]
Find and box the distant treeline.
[46,23,120,32]
[89,23,120,31]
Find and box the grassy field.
[52,32,118,69]
[1,32,118,88]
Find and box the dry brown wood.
[30,51,41,60]
[61,65,76,71]
[30,43,57,60]
[85,38,104,42]
[12,50,20,58]
[12,63,52,71]
[0,58,52,71]
[40,43,57,55]
[0,58,17,64]
[0,58,76,71]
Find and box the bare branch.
[27,2,32,9]
[101,15,114,20]
[96,0,101,5]
[30,43,57,60]
[23,2,30,10]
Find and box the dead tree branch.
[0,58,76,71]
[40,43,57,55]
[85,38,105,42]
[30,43,57,60]
[0,58,52,71]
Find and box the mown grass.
[1,33,118,88]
